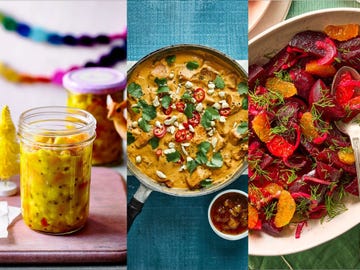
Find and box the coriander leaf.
[201,107,220,128]
[157,85,170,94]
[166,55,176,66]
[181,91,193,102]
[187,159,198,174]
[128,82,143,99]
[206,152,223,168]
[200,179,213,188]
[149,137,160,149]
[184,103,195,118]
[138,118,151,132]
[198,141,211,154]
[161,95,172,109]
[242,96,248,109]
[166,150,181,162]
[138,99,157,121]
[195,151,208,164]
[186,61,199,70]
[238,82,248,95]
[155,77,167,87]
[131,106,140,114]
[237,122,248,135]
[127,132,135,145]
[214,75,225,89]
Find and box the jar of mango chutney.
[18,106,96,234]
[63,67,126,165]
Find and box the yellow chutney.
[18,107,96,234]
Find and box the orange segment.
[300,112,319,140]
[263,183,283,196]
[251,111,272,143]
[248,204,259,229]
[274,190,296,228]
[324,24,359,41]
[265,77,297,98]
[338,147,355,165]
[305,60,336,77]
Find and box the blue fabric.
[127,175,248,270]
[128,0,248,61]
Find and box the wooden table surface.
[0,167,127,265]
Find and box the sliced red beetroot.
[263,47,292,76]
[249,64,266,90]
[315,162,342,182]
[308,79,328,106]
[337,36,360,51]
[261,218,283,237]
[300,137,323,157]
[325,125,352,148]
[344,176,359,196]
[289,68,315,100]
[288,31,329,57]
[315,38,337,65]
[317,149,357,175]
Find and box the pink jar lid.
[63,67,126,95]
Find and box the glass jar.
[18,106,96,235]
[63,67,126,165]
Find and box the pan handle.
[127,183,152,232]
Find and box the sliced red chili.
[175,129,187,142]
[155,149,163,157]
[153,126,166,138]
[219,108,231,116]
[193,88,205,102]
[162,106,173,115]
[175,101,185,112]
[188,111,200,127]
[185,130,194,141]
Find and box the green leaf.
[187,159,198,174]
[238,82,248,95]
[157,85,170,94]
[149,137,160,149]
[128,82,143,99]
[214,75,225,89]
[237,122,248,135]
[161,95,172,109]
[242,96,248,110]
[184,103,195,118]
[181,92,193,102]
[201,107,220,128]
[127,132,135,145]
[138,99,157,121]
[195,151,208,165]
[166,150,181,162]
[206,152,223,168]
[198,141,211,154]
[131,106,140,114]
[138,118,151,132]
[186,61,199,70]
[155,77,167,87]
[200,178,213,188]
[166,55,176,66]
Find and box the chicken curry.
[127,47,248,190]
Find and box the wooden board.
[0,167,126,264]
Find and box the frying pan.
[127,44,248,231]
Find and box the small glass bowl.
[208,189,248,241]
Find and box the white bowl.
[208,189,248,241]
[249,8,360,256]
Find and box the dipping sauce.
[18,107,96,234]
[210,191,248,235]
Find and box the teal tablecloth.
[127,1,248,269]
[249,1,360,269]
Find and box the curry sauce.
[127,48,248,190]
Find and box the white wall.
[0,0,127,124]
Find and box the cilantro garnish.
[200,179,213,188]
[161,95,172,109]
[186,61,199,70]
[128,82,143,99]
[238,82,248,95]
[155,77,167,87]
[242,96,248,110]
[181,91,193,102]
[184,103,195,118]
[149,137,160,149]
[138,99,157,121]
[127,132,135,145]
[214,75,225,89]
[166,55,176,66]
[166,150,181,162]
[138,118,151,132]
[206,152,223,168]
[186,159,198,174]
[155,77,170,94]
[237,122,248,135]
[201,107,220,128]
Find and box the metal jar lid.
[62,67,126,95]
